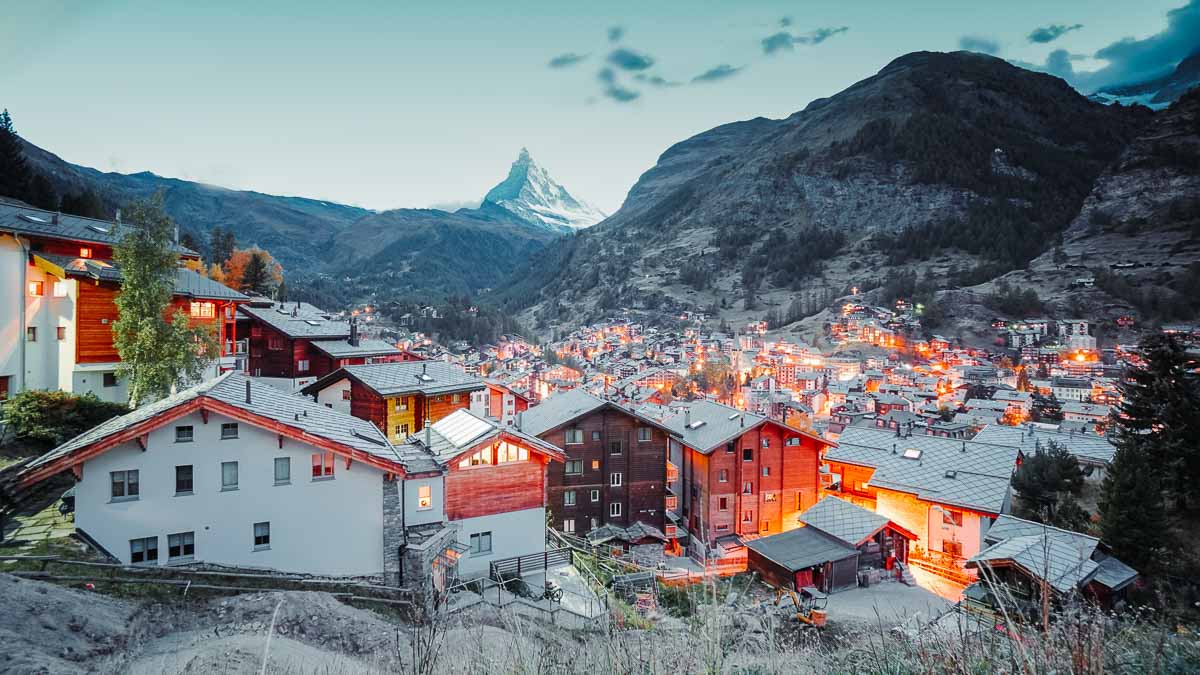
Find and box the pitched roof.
[826,426,1019,514]
[396,408,564,473]
[799,496,913,546]
[660,399,829,453]
[972,424,1115,466]
[518,388,608,437]
[744,524,858,572]
[309,338,402,359]
[238,302,350,338]
[24,373,400,477]
[308,361,483,397]
[0,202,196,254]
[32,253,247,301]
[968,533,1099,594]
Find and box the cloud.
[691,64,743,84]
[596,67,616,84]
[1013,0,1200,92]
[634,73,681,87]
[762,26,849,54]
[1027,23,1083,44]
[603,84,640,102]
[427,198,482,212]
[548,52,588,68]
[958,35,1001,55]
[779,16,793,28]
[608,26,624,43]
[607,48,655,71]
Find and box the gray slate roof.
[34,253,246,301]
[972,424,1116,466]
[25,373,400,474]
[826,427,1019,514]
[334,361,484,397]
[661,400,769,453]
[970,514,1136,593]
[0,202,196,254]
[310,338,402,359]
[799,496,896,546]
[396,408,563,474]
[518,388,608,437]
[239,302,350,338]
[745,525,858,572]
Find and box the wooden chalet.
[518,388,676,540]
[300,361,486,444]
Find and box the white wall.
[0,235,26,392]
[315,377,351,413]
[454,506,545,578]
[75,409,386,576]
[403,475,445,527]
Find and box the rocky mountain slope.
[498,51,1156,336]
[1093,51,1200,110]
[482,148,606,232]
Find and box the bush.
[2,390,128,447]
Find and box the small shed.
[744,526,859,594]
[799,496,917,570]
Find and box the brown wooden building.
[662,400,834,560]
[518,388,676,537]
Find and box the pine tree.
[240,251,272,295]
[1100,439,1168,574]
[0,108,35,203]
[112,193,219,406]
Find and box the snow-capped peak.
[482,148,607,231]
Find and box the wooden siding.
[422,392,473,427]
[350,381,387,434]
[445,455,547,521]
[385,395,417,443]
[75,281,119,364]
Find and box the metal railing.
[488,547,573,581]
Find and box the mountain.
[14,138,564,303]
[1092,51,1200,110]
[496,51,1157,336]
[481,148,606,232]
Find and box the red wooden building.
[661,400,834,561]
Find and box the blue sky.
[1,1,1195,214]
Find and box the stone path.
[1,501,74,552]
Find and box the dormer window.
[79,247,93,259]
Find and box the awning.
[32,254,66,279]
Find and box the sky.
[1,1,1197,215]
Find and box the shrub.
[2,390,128,447]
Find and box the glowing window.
[417,485,432,510]
[189,301,215,319]
[79,247,93,259]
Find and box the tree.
[1100,438,1168,574]
[223,246,283,295]
[0,109,36,204]
[60,189,108,219]
[1012,441,1086,530]
[240,252,272,295]
[209,225,236,265]
[112,194,219,407]
[1016,366,1032,392]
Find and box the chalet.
[1060,401,1110,426]
[18,373,565,606]
[823,427,1020,581]
[1,203,248,404]
[518,388,675,544]
[300,361,486,444]
[661,400,834,562]
[237,300,405,391]
[973,424,1115,479]
[484,379,532,427]
[963,515,1137,618]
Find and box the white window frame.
[562,518,575,534]
[564,429,583,445]
[610,472,622,487]
[167,531,195,562]
[110,470,139,502]
[609,502,622,517]
[637,427,652,442]
[221,461,239,491]
[274,457,291,485]
[253,522,271,550]
[565,459,583,475]
[564,490,576,506]
[130,536,158,565]
[590,489,600,502]
[417,485,433,510]
[469,531,493,556]
[175,425,194,443]
[220,422,239,439]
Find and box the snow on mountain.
[482,148,607,232]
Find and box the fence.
[444,574,608,630]
[488,546,573,581]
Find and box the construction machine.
[774,585,828,627]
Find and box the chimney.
[515,410,523,431]
[245,379,252,405]
[422,362,427,375]
[684,408,691,428]
[115,209,121,223]
[173,223,179,244]
[349,318,360,347]
[52,212,60,225]
[424,419,432,446]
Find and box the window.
[458,448,492,468]
[609,502,622,517]
[761,520,770,532]
[452,393,460,404]
[718,497,728,511]
[175,425,193,443]
[268,336,283,350]
[418,485,433,510]
[761,438,770,448]
[610,472,622,487]
[725,442,735,454]
[297,359,310,373]
[342,389,352,401]
[762,466,771,477]
[274,457,291,484]
[52,280,68,297]
[742,511,754,523]
[943,540,964,557]
[396,424,409,436]
[396,397,408,411]
[562,518,575,534]
[56,326,66,341]
[942,510,963,527]
[743,448,753,462]
[564,490,576,506]
[565,460,583,475]
[220,423,239,439]
[786,437,801,446]
[79,246,94,259]
[564,429,583,445]
[168,532,194,561]
[591,431,602,441]
[764,492,777,502]
[609,440,622,455]
[189,301,215,319]
[28,280,43,296]
[591,459,600,470]
[637,427,652,442]
[25,327,36,342]
[102,372,118,388]
[496,442,528,463]
[469,531,492,556]
[110,470,139,501]
[175,465,193,494]
[312,452,335,479]
[718,469,728,483]
[742,482,753,495]
[590,489,600,502]
[221,461,239,490]
[716,524,729,532]
[253,522,271,549]
[130,537,158,564]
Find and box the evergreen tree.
[113,193,218,406]
[240,251,272,295]
[1012,441,1086,529]
[60,189,108,219]
[0,108,35,203]
[209,225,236,264]
[1100,438,1168,574]
[179,231,200,253]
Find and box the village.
[1,197,1181,665]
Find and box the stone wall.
[382,477,404,586]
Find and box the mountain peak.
[482,148,606,232]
